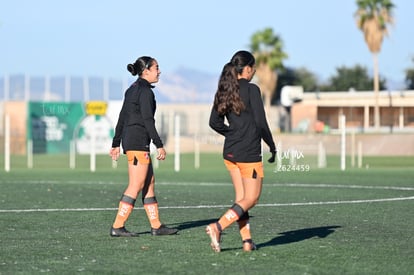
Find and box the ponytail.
[213,62,245,115]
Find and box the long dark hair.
[213,50,255,115]
[127,56,154,76]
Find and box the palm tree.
[250,28,288,111]
[355,0,395,129]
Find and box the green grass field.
[0,154,413,274]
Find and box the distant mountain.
[155,67,218,103]
[0,68,219,103]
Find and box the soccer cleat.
[206,223,221,252]
[110,226,139,237]
[151,224,178,236]
[242,239,257,252]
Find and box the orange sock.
[113,196,135,229]
[143,197,162,229]
[217,204,245,231]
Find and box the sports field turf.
[0,154,413,274]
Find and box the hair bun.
[127,63,137,76]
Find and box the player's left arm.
[209,106,229,136]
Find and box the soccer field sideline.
[1,181,413,213]
[1,196,414,214]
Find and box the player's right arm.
[110,96,128,159]
[109,147,121,161]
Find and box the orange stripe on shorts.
[126,151,151,165]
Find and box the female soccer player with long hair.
[207,50,276,252]
[109,56,177,237]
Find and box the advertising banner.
[75,101,115,154]
[28,101,118,154]
[28,102,85,153]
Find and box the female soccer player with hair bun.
[207,50,276,252]
[109,56,177,237]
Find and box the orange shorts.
[126,151,151,165]
[224,160,264,179]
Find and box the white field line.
[1,196,413,214]
[1,180,414,191]
[160,182,414,191]
[0,181,413,213]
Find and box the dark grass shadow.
[169,218,218,231]
[220,225,341,252]
[257,225,342,249]
[170,215,257,231]
[124,218,218,235]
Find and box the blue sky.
[0,0,412,88]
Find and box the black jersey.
[209,78,276,162]
[112,78,163,153]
